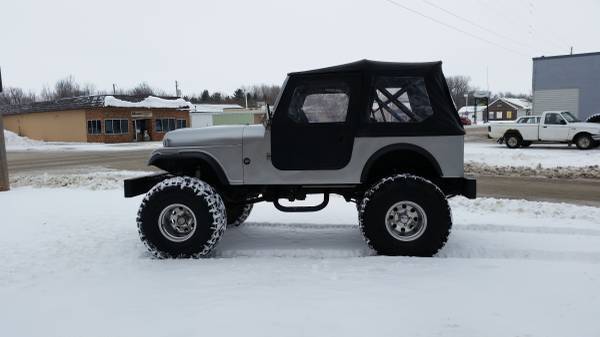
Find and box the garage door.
[533,88,579,116]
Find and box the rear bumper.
[437,177,477,199]
[124,173,171,198]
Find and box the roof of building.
[191,104,243,113]
[532,51,600,61]
[490,97,532,110]
[458,105,487,114]
[0,95,192,116]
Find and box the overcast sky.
[2,0,599,97]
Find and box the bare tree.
[127,82,155,96]
[0,87,36,105]
[446,75,472,108]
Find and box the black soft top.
[289,59,443,76]
[288,60,464,136]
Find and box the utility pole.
[112,83,117,95]
[175,81,180,97]
[570,46,573,55]
[0,66,10,191]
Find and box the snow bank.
[3,129,44,147]
[9,170,154,190]
[464,142,600,168]
[3,129,161,151]
[103,95,192,109]
[0,188,599,337]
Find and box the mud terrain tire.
[226,203,253,227]
[137,176,226,258]
[359,174,452,257]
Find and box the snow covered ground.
[3,129,161,151]
[1,174,599,337]
[465,141,600,168]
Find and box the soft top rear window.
[368,76,433,124]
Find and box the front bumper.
[124,173,171,198]
[437,177,477,199]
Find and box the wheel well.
[361,147,441,184]
[504,129,522,139]
[572,132,591,143]
[149,153,228,187]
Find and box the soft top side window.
[368,76,433,123]
[287,81,350,124]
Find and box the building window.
[156,118,185,132]
[506,111,513,119]
[496,111,503,119]
[105,119,129,135]
[488,111,495,119]
[87,120,102,134]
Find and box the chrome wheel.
[507,137,518,147]
[158,203,197,242]
[385,201,427,241]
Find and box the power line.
[420,0,532,50]
[473,0,569,52]
[382,0,529,57]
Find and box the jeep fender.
[360,143,443,183]
[148,151,230,186]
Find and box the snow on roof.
[103,96,192,109]
[458,106,487,114]
[502,98,532,109]
[192,104,243,113]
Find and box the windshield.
[561,111,580,123]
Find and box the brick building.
[0,95,191,143]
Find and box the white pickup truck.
[488,111,600,150]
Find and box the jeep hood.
[163,125,246,147]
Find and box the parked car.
[460,116,472,125]
[488,111,600,149]
[124,60,476,258]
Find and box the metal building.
[532,52,600,120]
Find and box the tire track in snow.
[242,222,600,237]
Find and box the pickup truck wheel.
[575,134,593,150]
[505,134,522,148]
[358,174,451,257]
[137,177,227,258]
[226,203,253,227]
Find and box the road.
[7,147,600,207]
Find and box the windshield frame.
[560,111,580,123]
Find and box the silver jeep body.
[157,124,465,185]
[126,60,475,200]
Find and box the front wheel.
[358,174,452,257]
[137,177,227,258]
[575,134,593,150]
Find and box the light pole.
[464,93,469,117]
[0,66,10,191]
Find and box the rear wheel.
[505,133,522,148]
[575,134,593,150]
[137,177,227,258]
[358,174,452,257]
